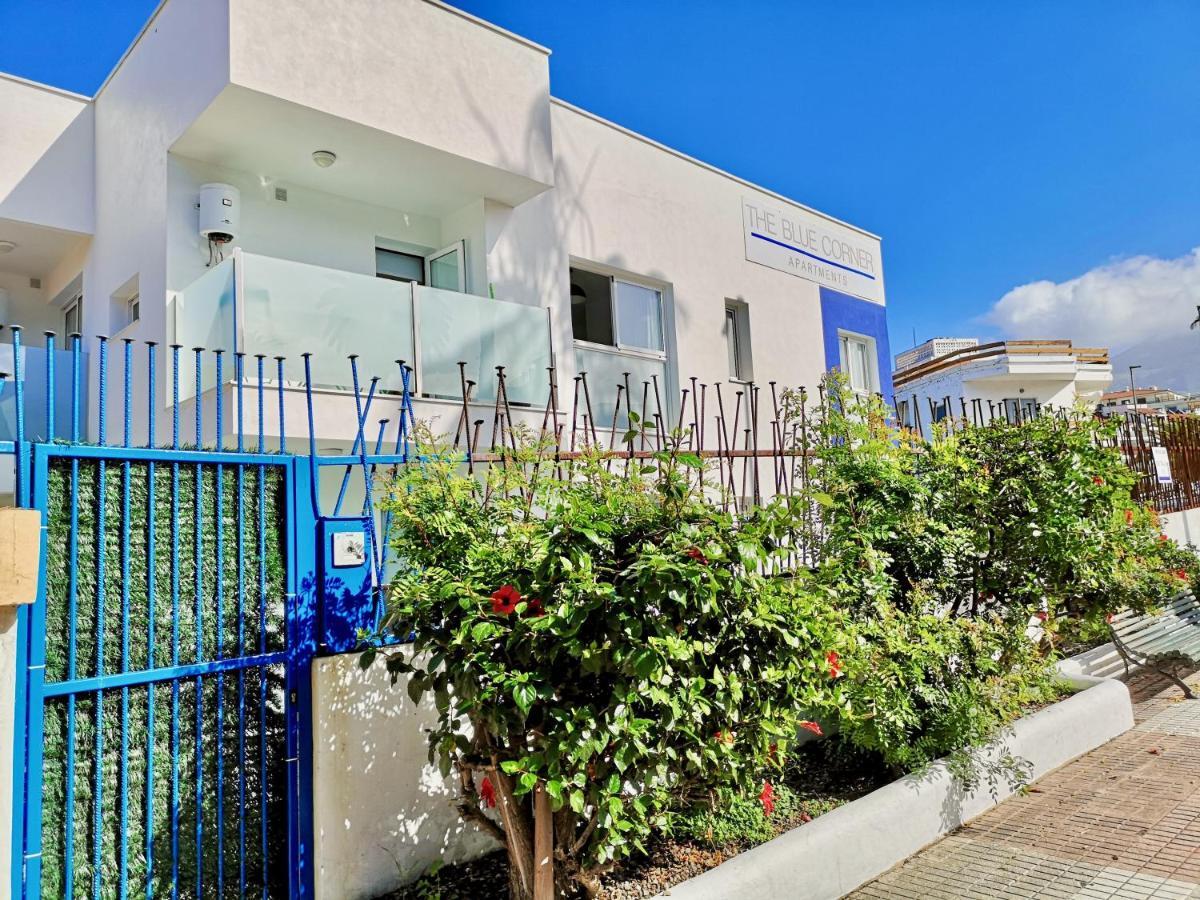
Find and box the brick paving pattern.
[848,671,1200,899]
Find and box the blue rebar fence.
[4,329,349,900]
[4,321,821,900]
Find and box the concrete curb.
[654,673,1133,900]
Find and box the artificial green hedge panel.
[37,458,291,899]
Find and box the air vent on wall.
[29,278,41,290]
[274,187,288,202]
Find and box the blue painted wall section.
[819,287,894,400]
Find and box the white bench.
[1108,591,1200,699]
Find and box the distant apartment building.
[893,336,978,373]
[892,338,1112,435]
[1097,387,1198,416]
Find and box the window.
[896,399,911,428]
[110,273,139,332]
[1002,397,1039,422]
[569,266,665,355]
[838,331,878,394]
[426,241,465,292]
[725,301,752,381]
[376,247,425,284]
[63,294,82,336]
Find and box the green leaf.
[513,683,537,715]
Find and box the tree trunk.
[493,771,535,900]
[533,783,556,900]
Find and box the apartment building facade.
[0,0,891,479]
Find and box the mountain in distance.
[1109,331,1200,394]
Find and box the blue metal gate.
[8,336,319,899]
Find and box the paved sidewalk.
[849,672,1200,899]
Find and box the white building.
[893,339,1112,435]
[0,0,892,469]
[894,336,978,372]
[1097,386,1197,416]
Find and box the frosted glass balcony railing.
[574,343,668,433]
[173,257,235,399]
[0,344,90,442]
[416,286,552,407]
[173,251,554,409]
[240,253,415,393]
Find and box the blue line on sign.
[750,232,876,280]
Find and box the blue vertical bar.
[275,357,287,454]
[301,354,319,516]
[144,341,158,898]
[118,339,133,899]
[94,335,109,900]
[288,456,317,898]
[236,456,247,897]
[256,355,266,455]
[257,460,268,900]
[20,447,52,897]
[12,326,25,502]
[63,361,81,897]
[43,332,55,441]
[213,350,226,897]
[236,352,245,453]
[192,347,203,900]
[169,345,181,899]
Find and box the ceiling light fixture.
[312,150,337,168]
[0,240,16,254]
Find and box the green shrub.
[367,426,851,898]
[836,607,1057,784]
[794,377,1199,626]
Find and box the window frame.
[837,329,880,395]
[568,263,667,360]
[425,239,467,292]
[375,247,426,285]
[63,293,83,337]
[724,300,753,382]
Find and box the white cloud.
[985,247,1200,350]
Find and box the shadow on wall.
[311,650,498,900]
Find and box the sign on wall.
[1152,445,1173,484]
[743,198,884,304]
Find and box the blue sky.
[3,1,1198,358]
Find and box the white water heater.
[199,183,240,243]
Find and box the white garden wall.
[310,649,496,900]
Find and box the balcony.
[173,250,552,416]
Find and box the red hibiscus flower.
[686,547,709,565]
[1093,475,1104,486]
[1174,569,1190,581]
[826,650,843,680]
[1034,611,1049,622]
[525,598,544,617]
[1125,509,1135,526]
[759,781,775,817]
[1160,534,1169,542]
[479,776,496,809]
[491,585,521,615]
[1106,613,1115,624]
[799,720,824,737]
